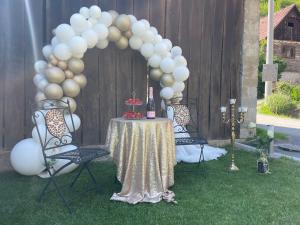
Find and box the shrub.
[276,81,293,95]
[265,93,296,115]
[290,86,300,102]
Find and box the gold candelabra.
[220,99,247,171]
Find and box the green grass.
[1,151,300,225]
[260,0,300,17]
[257,100,300,119]
[257,127,289,141]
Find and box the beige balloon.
[115,36,128,50]
[115,14,131,32]
[124,29,133,39]
[65,70,74,79]
[50,58,59,66]
[44,83,64,100]
[47,63,54,68]
[171,92,183,104]
[161,74,175,87]
[73,74,87,89]
[68,58,84,74]
[108,26,121,42]
[62,79,81,98]
[35,92,46,103]
[57,61,67,70]
[46,67,65,84]
[48,54,56,61]
[149,68,163,81]
[60,96,77,113]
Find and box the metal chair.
[32,99,109,213]
[166,98,208,164]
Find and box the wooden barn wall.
[0,0,244,150]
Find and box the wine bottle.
[146,87,156,119]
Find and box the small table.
[106,117,176,204]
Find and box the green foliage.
[260,0,300,17]
[290,86,300,101]
[256,127,288,141]
[276,81,300,102]
[265,93,297,115]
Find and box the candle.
[229,99,236,104]
[220,106,227,113]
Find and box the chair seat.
[47,146,109,164]
[175,137,208,146]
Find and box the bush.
[290,86,300,102]
[276,81,293,95]
[265,93,297,115]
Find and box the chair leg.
[85,163,100,192]
[39,178,52,202]
[198,144,205,165]
[70,164,85,188]
[52,178,72,213]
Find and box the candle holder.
[220,99,247,171]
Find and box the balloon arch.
[11,5,190,176]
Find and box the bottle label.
[147,111,156,118]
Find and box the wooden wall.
[0,0,245,150]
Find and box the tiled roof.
[260,4,297,40]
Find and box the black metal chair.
[32,99,109,213]
[166,98,208,164]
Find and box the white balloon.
[32,110,47,125]
[96,39,109,49]
[79,6,90,19]
[51,145,78,175]
[129,36,143,50]
[81,29,98,48]
[98,11,113,27]
[171,46,182,58]
[109,10,119,21]
[128,15,137,24]
[42,45,53,58]
[160,87,174,100]
[53,43,72,60]
[132,21,146,37]
[55,24,75,42]
[65,114,81,132]
[173,66,190,82]
[89,5,101,19]
[154,34,163,44]
[142,30,155,43]
[88,18,98,26]
[37,79,49,92]
[33,74,45,87]
[51,36,59,46]
[174,55,187,66]
[160,57,175,73]
[172,81,185,93]
[93,23,108,40]
[140,43,154,58]
[10,138,45,176]
[162,39,172,51]
[32,124,54,146]
[150,26,158,35]
[35,92,47,103]
[34,60,47,74]
[70,13,89,34]
[140,19,150,29]
[73,52,84,59]
[148,54,162,68]
[154,42,168,56]
[68,36,88,55]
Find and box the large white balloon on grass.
[10,138,45,176]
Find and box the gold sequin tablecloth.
[106,117,176,204]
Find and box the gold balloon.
[124,29,133,39]
[68,58,84,74]
[46,67,65,84]
[60,96,77,113]
[161,74,175,87]
[57,61,67,70]
[65,70,74,79]
[108,26,121,42]
[171,92,183,104]
[44,83,64,100]
[115,36,128,49]
[62,79,81,98]
[47,63,53,68]
[73,74,87,89]
[115,14,131,32]
[48,54,56,61]
[50,58,58,66]
[150,68,163,81]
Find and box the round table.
[106,117,176,204]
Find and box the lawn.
[1,151,300,225]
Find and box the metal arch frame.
[31,99,109,213]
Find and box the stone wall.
[240,0,260,138]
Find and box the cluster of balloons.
[11,5,190,176]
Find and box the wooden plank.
[3,0,25,149]
[208,0,226,139]
[149,0,166,114]
[132,0,149,112]
[98,0,117,143]
[116,0,134,117]
[24,0,45,140]
[165,0,180,45]
[198,0,215,139]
